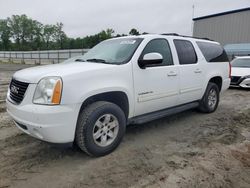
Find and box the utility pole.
[191,1,195,36]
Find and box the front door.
[133,38,179,116]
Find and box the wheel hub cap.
[208,89,217,109]
[92,114,119,147]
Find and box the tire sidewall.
[81,103,126,156]
[203,83,220,113]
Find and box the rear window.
[174,40,197,65]
[196,42,228,62]
[231,58,250,68]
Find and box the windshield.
[231,58,250,68]
[70,38,143,64]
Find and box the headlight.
[33,77,62,105]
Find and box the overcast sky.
[0,0,250,38]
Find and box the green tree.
[43,24,57,50]
[8,14,38,50]
[129,28,140,36]
[106,28,114,37]
[31,20,43,50]
[0,14,141,51]
[8,15,21,49]
[84,28,114,48]
[54,22,67,49]
[0,19,11,50]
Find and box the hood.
[231,67,250,77]
[13,62,115,83]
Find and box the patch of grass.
[0,59,12,64]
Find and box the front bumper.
[230,77,250,88]
[6,84,81,143]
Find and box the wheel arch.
[208,76,223,91]
[79,91,130,120]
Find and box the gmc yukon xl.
[6,34,231,156]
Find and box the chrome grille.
[9,79,29,104]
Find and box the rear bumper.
[6,99,81,143]
[222,78,231,92]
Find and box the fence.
[0,49,89,64]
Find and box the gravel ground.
[0,63,250,188]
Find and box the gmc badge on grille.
[11,85,19,94]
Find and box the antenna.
[192,3,195,19]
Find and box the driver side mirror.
[138,53,163,69]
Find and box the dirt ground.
[0,63,250,188]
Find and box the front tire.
[75,101,126,157]
[198,82,220,113]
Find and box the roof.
[110,34,217,43]
[193,7,250,21]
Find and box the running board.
[128,102,199,125]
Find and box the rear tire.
[75,101,126,157]
[198,82,220,113]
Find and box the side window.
[174,39,197,65]
[196,41,229,62]
[140,39,173,66]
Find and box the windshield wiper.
[86,58,120,65]
[86,58,107,63]
[75,59,86,62]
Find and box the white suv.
[6,34,231,156]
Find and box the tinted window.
[140,39,173,66]
[196,41,228,62]
[231,58,250,68]
[174,40,197,65]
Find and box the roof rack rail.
[161,33,179,36]
[200,37,213,41]
[161,33,214,41]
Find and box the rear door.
[174,39,204,104]
[133,38,179,116]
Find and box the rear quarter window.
[196,41,228,62]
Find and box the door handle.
[167,71,177,76]
[194,69,202,73]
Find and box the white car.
[6,34,231,156]
[230,56,250,88]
